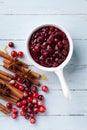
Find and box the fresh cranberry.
[20,110,26,116]
[18,51,24,57]
[17,78,22,83]
[13,74,18,80]
[33,92,38,98]
[38,95,44,100]
[38,100,43,106]
[28,102,33,108]
[8,42,14,47]
[30,113,34,118]
[32,99,37,104]
[27,97,33,102]
[27,108,32,113]
[11,113,18,119]
[33,107,39,114]
[30,117,36,124]
[9,80,15,86]
[12,108,18,113]
[11,51,17,57]
[6,102,12,109]
[39,106,46,113]
[19,85,25,91]
[31,86,37,92]
[28,92,33,97]
[42,85,48,92]
[22,99,27,105]
[22,105,27,111]
[16,101,22,108]
[14,83,19,88]
[24,114,30,120]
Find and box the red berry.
[32,99,37,104]
[31,86,37,92]
[27,97,33,102]
[20,110,26,116]
[22,105,27,111]
[38,100,43,106]
[30,117,36,124]
[11,51,17,57]
[23,91,28,98]
[6,102,12,109]
[19,85,25,91]
[17,78,22,83]
[16,101,22,108]
[33,92,38,98]
[38,95,44,100]
[39,106,46,113]
[13,74,18,80]
[11,113,18,119]
[24,114,30,120]
[33,107,39,114]
[42,85,48,92]
[14,83,19,88]
[8,42,14,47]
[18,51,24,57]
[12,108,18,113]
[22,99,27,105]
[9,80,15,86]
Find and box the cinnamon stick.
[0,70,12,78]
[0,103,10,115]
[0,95,17,104]
[0,73,11,81]
[3,63,40,86]
[0,50,28,68]
[0,79,23,99]
[3,59,41,79]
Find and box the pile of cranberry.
[6,74,48,124]
[29,25,69,67]
[6,42,48,124]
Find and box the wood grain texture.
[0,0,87,129]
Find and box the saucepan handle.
[55,69,71,99]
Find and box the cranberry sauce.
[29,25,69,67]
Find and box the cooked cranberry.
[38,95,44,100]
[57,41,63,48]
[12,108,18,113]
[18,51,24,57]
[31,86,37,92]
[30,117,36,124]
[16,101,22,108]
[8,42,14,47]
[62,49,67,56]
[11,51,17,57]
[11,113,18,119]
[39,105,46,113]
[20,110,26,116]
[6,102,12,109]
[42,85,48,92]
[19,85,25,91]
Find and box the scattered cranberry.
[17,78,22,83]
[38,100,43,106]
[33,107,39,114]
[6,102,12,109]
[14,83,19,88]
[11,113,18,119]
[30,117,36,124]
[23,91,29,98]
[27,96,33,102]
[33,92,38,98]
[13,74,18,80]
[20,110,26,116]
[38,95,44,100]
[31,86,37,92]
[19,85,25,91]
[11,51,17,57]
[24,114,30,120]
[12,108,18,114]
[42,85,48,92]
[8,42,14,47]
[32,99,37,104]
[18,51,24,57]
[39,106,46,113]
[9,80,15,86]
[22,99,27,106]
[16,101,22,108]
[22,105,27,111]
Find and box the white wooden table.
[0,0,87,129]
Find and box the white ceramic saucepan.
[25,24,73,99]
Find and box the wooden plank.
[0,15,87,39]
[0,115,86,130]
[0,0,87,14]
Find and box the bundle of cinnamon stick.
[0,50,41,86]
